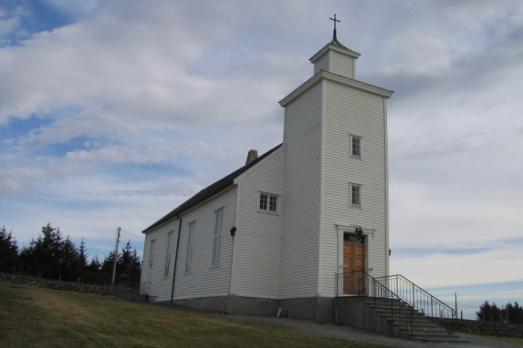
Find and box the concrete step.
[372,307,425,317]
[400,321,448,333]
[377,312,432,323]
[406,334,467,343]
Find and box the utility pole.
[454,292,458,319]
[111,227,121,291]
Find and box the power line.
[120,228,143,241]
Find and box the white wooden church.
[140,27,393,322]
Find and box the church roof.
[309,37,361,63]
[143,143,283,233]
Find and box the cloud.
[0,0,522,292]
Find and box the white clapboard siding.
[140,219,180,300]
[232,147,284,298]
[314,53,329,74]
[313,50,354,78]
[172,187,237,300]
[319,79,388,297]
[141,186,237,302]
[330,50,354,78]
[281,82,323,299]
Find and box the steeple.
[310,15,360,79]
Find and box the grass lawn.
[0,282,382,348]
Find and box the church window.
[149,239,156,267]
[211,208,223,267]
[259,192,278,213]
[259,193,268,210]
[164,231,174,278]
[350,183,361,208]
[185,222,195,273]
[269,195,277,212]
[350,134,361,158]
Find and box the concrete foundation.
[334,296,393,335]
[280,297,334,323]
[172,295,333,323]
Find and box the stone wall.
[436,318,523,338]
[0,272,143,301]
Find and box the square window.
[259,192,279,213]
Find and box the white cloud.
[1,0,522,290]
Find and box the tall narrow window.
[164,231,174,277]
[351,135,361,158]
[259,193,268,210]
[212,208,223,267]
[269,195,277,212]
[149,239,156,267]
[185,222,194,273]
[350,183,361,208]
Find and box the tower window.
[350,135,361,158]
[349,183,361,208]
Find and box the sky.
[1,0,522,318]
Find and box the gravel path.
[224,315,523,348]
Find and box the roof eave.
[309,43,361,63]
[142,143,283,234]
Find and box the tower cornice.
[279,70,393,107]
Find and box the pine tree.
[118,241,141,285]
[87,257,101,272]
[59,236,81,281]
[78,238,88,269]
[0,226,18,273]
[21,223,64,278]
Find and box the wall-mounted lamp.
[230,226,237,238]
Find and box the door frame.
[335,224,374,296]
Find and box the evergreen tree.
[59,236,81,281]
[477,301,502,322]
[87,257,101,272]
[102,251,118,274]
[504,302,523,324]
[78,238,88,269]
[0,226,18,273]
[21,223,64,278]
[118,241,141,284]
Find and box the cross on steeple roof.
[329,14,341,41]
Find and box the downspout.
[170,216,183,304]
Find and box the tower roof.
[309,37,361,63]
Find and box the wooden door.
[343,234,365,295]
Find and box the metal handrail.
[373,274,456,319]
[337,270,416,334]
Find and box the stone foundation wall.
[0,272,142,301]
[436,318,523,338]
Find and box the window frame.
[149,239,156,268]
[350,134,362,159]
[185,221,195,274]
[349,183,362,209]
[258,192,279,214]
[211,208,224,268]
[163,231,174,278]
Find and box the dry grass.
[0,282,383,348]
